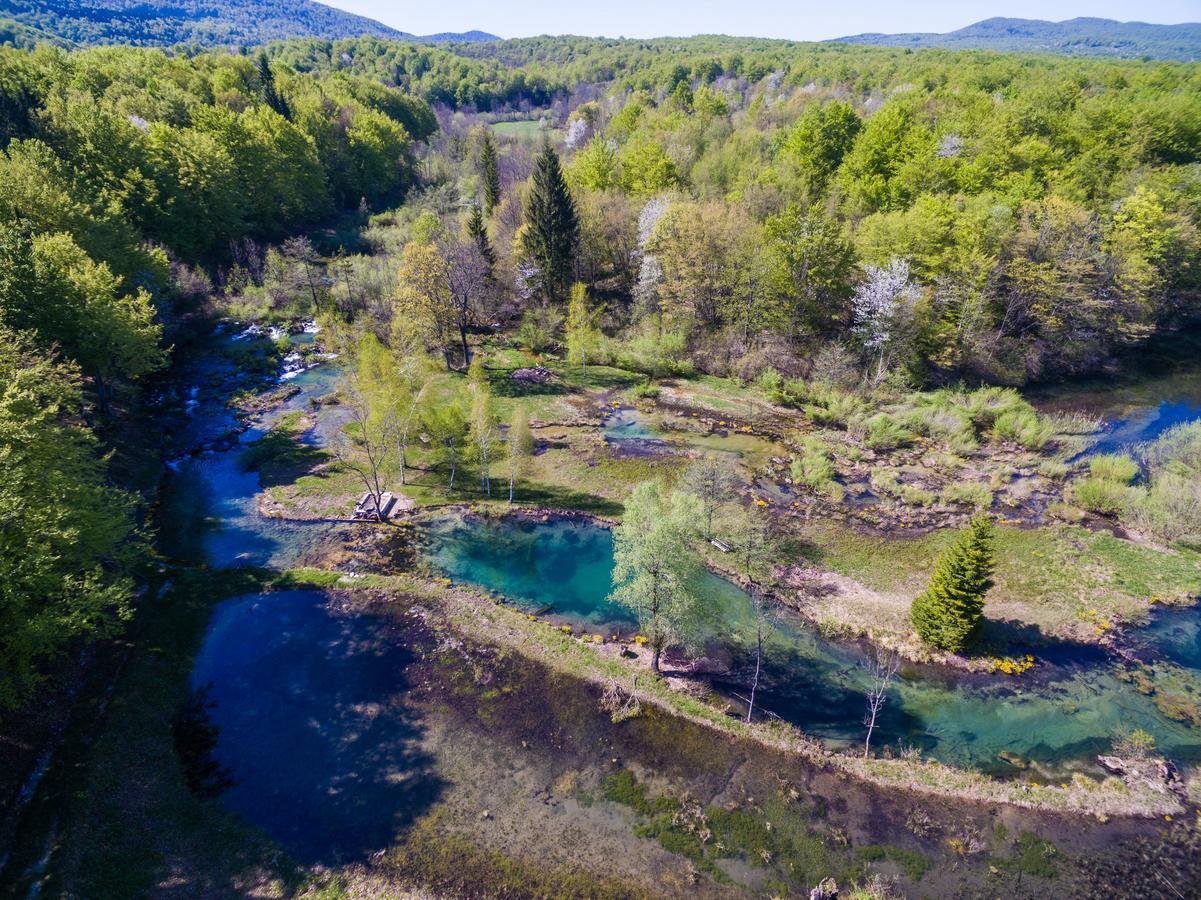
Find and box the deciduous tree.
[610,482,704,673]
[565,282,602,374]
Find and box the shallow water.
[176,321,1201,866]
[420,513,1201,775]
[191,591,441,864]
[159,334,342,569]
[1136,604,1201,671]
[1035,332,1201,456]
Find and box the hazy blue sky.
[323,1,1200,40]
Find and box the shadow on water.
[191,591,444,865]
[419,512,1201,776]
[1032,327,1201,456]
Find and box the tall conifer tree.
[467,202,494,268]
[520,142,579,304]
[479,131,500,215]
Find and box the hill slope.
[0,0,498,47]
[833,17,1201,61]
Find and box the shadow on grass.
[975,617,1109,664]
[777,534,828,568]
[486,364,644,399]
[409,461,623,516]
[504,479,624,516]
[487,374,571,399]
[240,427,331,487]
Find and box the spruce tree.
[257,53,290,120]
[467,202,494,268]
[520,142,579,304]
[479,131,500,215]
[910,514,995,653]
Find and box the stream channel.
[174,325,1201,851]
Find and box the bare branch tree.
[746,584,769,723]
[862,646,901,758]
[682,458,737,541]
[333,382,392,522]
[442,237,491,368]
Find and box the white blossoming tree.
[852,258,921,384]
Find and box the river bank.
[5,319,1201,898]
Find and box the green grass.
[387,814,645,899]
[801,520,1201,636]
[239,411,329,485]
[1088,453,1140,483]
[1072,475,1139,515]
[489,119,562,141]
[999,831,1059,879]
[598,769,871,892]
[855,844,931,881]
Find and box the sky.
[322,0,1201,40]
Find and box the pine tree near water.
[910,514,995,653]
[521,142,579,304]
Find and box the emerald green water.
[422,513,1201,776]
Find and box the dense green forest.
[0,0,407,48]
[0,42,432,707]
[837,16,1201,61]
[1,33,1200,708]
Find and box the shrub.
[811,342,860,389]
[941,481,992,510]
[1072,476,1137,516]
[863,413,916,450]
[910,515,995,653]
[993,410,1054,450]
[758,367,785,402]
[515,307,560,353]
[615,322,693,377]
[1142,421,1201,475]
[1044,410,1104,436]
[758,368,807,406]
[1037,460,1069,480]
[870,469,901,495]
[1129,473,1201,545]
[633,380,660,400]
[961,386,1031,430]
[899,484,937,507]
[1088,453,1139,484]
[804,386,866,428]
[791,438,836,489]
[1113,728,1157,759]
[901,399,977,451]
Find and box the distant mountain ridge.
[0,0,499,47]
[833,17,1201,61]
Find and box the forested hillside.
[835,16,1201,61]
[0,43,432,707]
[3,32,1201,896]
[1,29,1200,711]
[277,35,1201,380]
[0,0,494,48]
